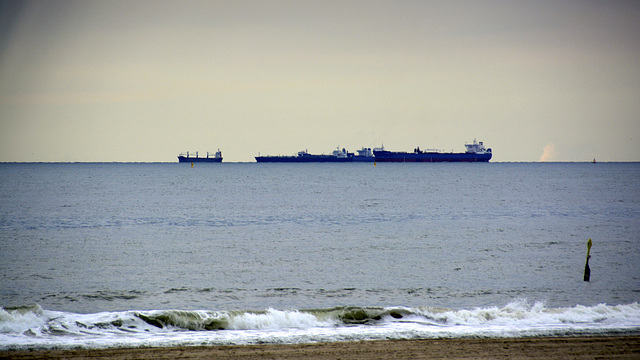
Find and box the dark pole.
[583,239,592,282]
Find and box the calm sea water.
[1,162,639,349]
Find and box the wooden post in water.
[583,239,592,281]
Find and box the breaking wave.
[1,300,639,350]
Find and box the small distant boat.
[593,158,596,164]
[373,139,492,162]
[178,150,222,163]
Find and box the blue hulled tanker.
[373,139,492,162]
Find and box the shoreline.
[3,335,639,359]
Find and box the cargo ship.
[178,150,222,163]
[255,148,354,162]
[373,139,492,162]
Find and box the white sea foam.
[227,309,335,330]
[1,301,639,350]
[0,305,46,334]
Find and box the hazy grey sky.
[1,0,639,162]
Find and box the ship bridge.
[465,139,491,154]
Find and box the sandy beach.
[3,336,639,359]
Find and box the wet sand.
[3,336,639,359]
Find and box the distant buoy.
[583,238,592,281]
[191,162,194,168]
[374,161,376,167]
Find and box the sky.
[1,0,639,162]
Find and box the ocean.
[1,162,639,350]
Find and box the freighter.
[255,147,378,162]
[373,139,492,162]
[255,148,353,162]
[177,150,222,163]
